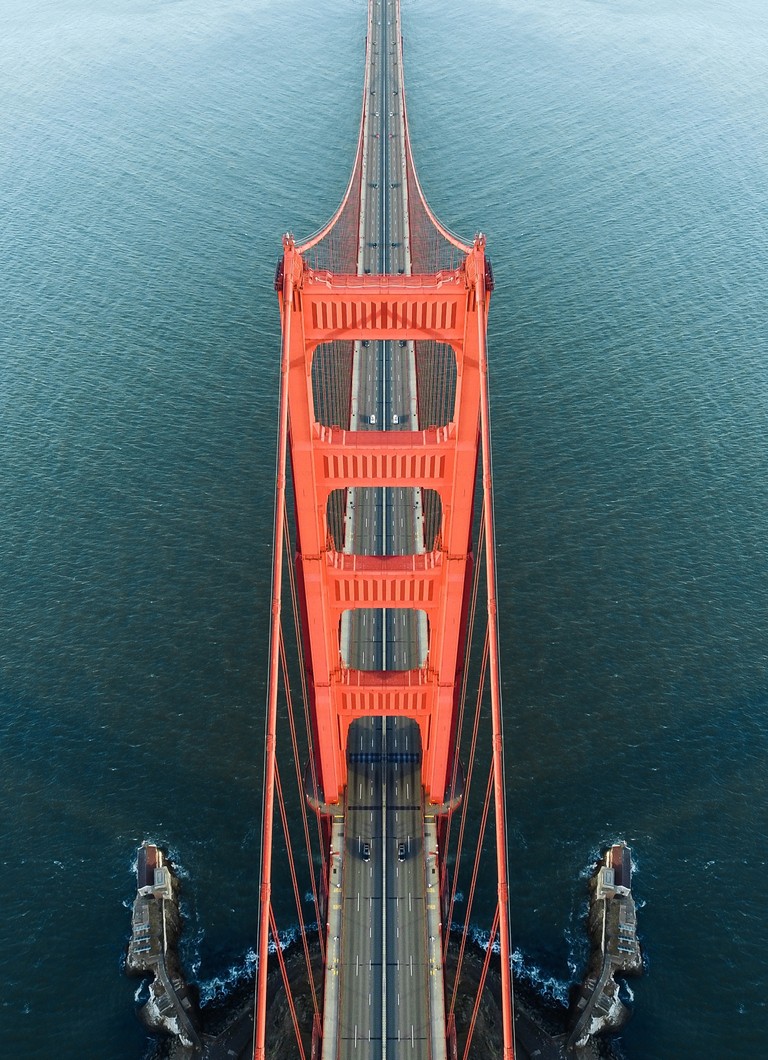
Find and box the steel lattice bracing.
[256,1,515,1058]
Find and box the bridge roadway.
[339,718,429,1057]
[332,1,436,1058]
[341,0,423,672]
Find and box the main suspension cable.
[255,238,297,1058]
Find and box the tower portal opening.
[339,608,429,670]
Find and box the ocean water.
[1,0,767,1056]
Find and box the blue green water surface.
[2,1,767,1056]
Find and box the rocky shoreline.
[140,933,628,1060]
[125,844,201,1051]
[128,843,639,1059]
[567,844,643,1051]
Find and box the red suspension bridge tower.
[256,2,514,1057]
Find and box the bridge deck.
[324,1,443,1057]
[337,718,431,1058]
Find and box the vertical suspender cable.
[283,517,328,888]
[461,906,500,1060]
[274,761,320,1020]
[280,581,326,963]
[449,764,493,1019]
[443,517,484,914]
[279,631,324,966]
[444,632,489,963]
[269,906,308,1060]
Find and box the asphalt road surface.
[335,1,434,1056]
[338,717,430,1059]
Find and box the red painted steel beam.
[312,424,455,496]
[301,273,468,346]
[324,550,443,614]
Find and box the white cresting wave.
[198,947,258,1005]
[196,923,320,1006]
[190,920,576,1010]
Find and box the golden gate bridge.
[255,1,515,1055]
